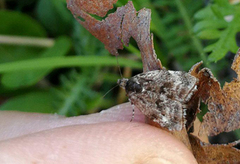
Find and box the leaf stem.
[0,35,54,47]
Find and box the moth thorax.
[125,78,142,93]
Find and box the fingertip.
[0,122,197,164]
[0,103,144,140]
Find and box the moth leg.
[130,104,135,122]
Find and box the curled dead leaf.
[191,49,240,136]
[67,0,162,72]
[190,134,240,164]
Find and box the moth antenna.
[130,103,135,122]
[101,84,118,99]
[116,55,123,78]
[116,55,134,121]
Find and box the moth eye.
[125,79,142,93]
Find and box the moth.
[118,69,199,131]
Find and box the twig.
[0,35,54,47]
[0,0,6,9]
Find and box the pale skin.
[0,103,197,164]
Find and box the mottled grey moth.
[118,69,199,131]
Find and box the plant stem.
[175,0,209,67]
[0,35,54,47]
[0,0,5,9]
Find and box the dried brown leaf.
[190,49,240,136]
[67,0,162,72]
[190,134,240,164]
[191,118,209,143]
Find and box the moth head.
[118,78,142,93]
[117,78,128,89]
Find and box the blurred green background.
[0,0,240,143]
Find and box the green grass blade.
[0,56,142,73]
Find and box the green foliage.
[1,36,72,88]
[0,92,57,113]
[36,0,73,36]
[194,0,240,62]
[0,10,46,37]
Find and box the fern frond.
[54,69,102,116]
